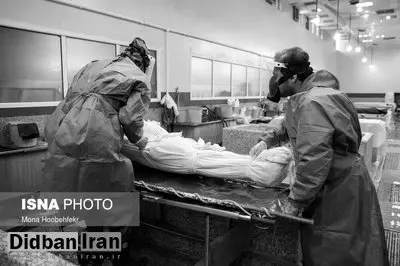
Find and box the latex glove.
[135,137,148,150]
[282,202,302,217]
[269,199,302,217]
[249,141,268,158]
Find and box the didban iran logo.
[7,232,121,252]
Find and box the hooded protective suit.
[260,70,389,266]
[42,51,153,193]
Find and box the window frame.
[190,54,272,101]
[0,20,161,108]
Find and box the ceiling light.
[317,8,322,12]
[312,16,321,25]
[369,64,376,71]
[386,15,391,20]
[362,39,372,43]
[346,45,353,52]
[356,2,374,8]
[362,56,368,63]
[355,46,362,52]
[376,35,380,39]
[333,31,340,41]
[381,35,385,38]
[357,7,363,12]
[363,14,369,19]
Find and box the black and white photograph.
[0,0,399,265]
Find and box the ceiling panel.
[289,0,400,47]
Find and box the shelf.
[0,141,48,156]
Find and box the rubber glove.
[135,137,148,150]
[269,199,302,217]
[249,141,268,158]
[282,201,302,217]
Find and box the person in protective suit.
[250,47,389,266]
[42,37,155,265]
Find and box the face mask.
[267,67,294,103]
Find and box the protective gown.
[261,70,389,266]
[42,56,150,192]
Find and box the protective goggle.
[264,61,288,69]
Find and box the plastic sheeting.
[359,119,387,148]
[122,120,293,187]
[133,165,290,214]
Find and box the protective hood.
[298,70,340,93]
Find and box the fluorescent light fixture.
[355,46,362,52]
[362,39,373,43]
[386,15,391,20]
[311,16,321,25]
[362,57,368,63]
[357,7,363,12]
[346,45,353,52]
[333,31,340,41]
[356,2,373,8]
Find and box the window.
[213,62,231,97]
[120,46,158,99]
[261,69,272,97]
[67,38,115,85]
[0,24,161,106]
[232,65,246,97]
[191,56,270,99]
[293,6,300,22]
[305,16,310,30]
[191,57,212,98]
[0,26,63,103]
[247,67,260,97]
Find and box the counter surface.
[0,141,48,156]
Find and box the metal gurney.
[131,164,312,225]
[129,163,313,266]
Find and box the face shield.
[265,60,311,103]
[266,61,293,103]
